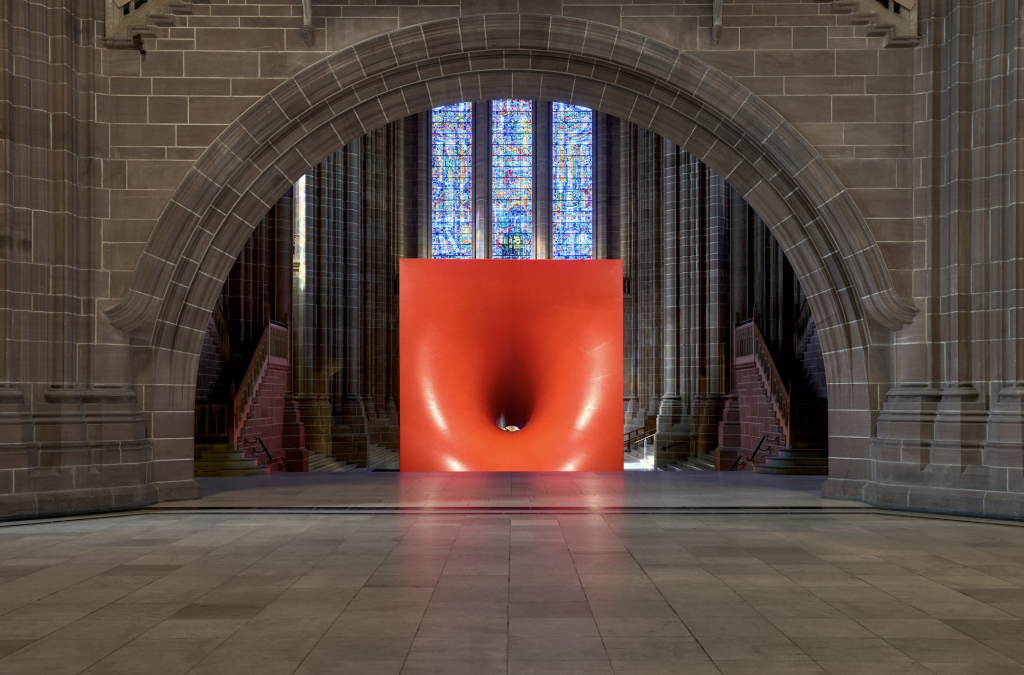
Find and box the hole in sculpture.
[490,362,534,434]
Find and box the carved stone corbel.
[302,0,314,47]
[711,0,723,45]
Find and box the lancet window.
[429,100,594,260]
[430,102,474,259]
[551,103,594,259]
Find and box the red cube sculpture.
[400,259,624,472]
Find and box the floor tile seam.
[620,534,723,670]
[4,507,1024,529]
[400,521,457,672]
[292,532,407,674]
[566,520,616,671]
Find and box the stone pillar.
[620,122,640,424]
[925,2,989,510]
[405,112,431,259]
[294,158,334,457]
[332,141,370,466]
[657,140,688,464]
[636,127,663,421]
[594,112,620,263]
[714,187,747,467]
[696,170,729,457]
[678,151,697,441]
[975,0,1024,516]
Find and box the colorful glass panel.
[551,103,593,259]
[431,103,474,258]
[491,99,533,259]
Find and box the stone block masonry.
[2,0,1022,520]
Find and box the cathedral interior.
[192,105,830,479]
[3,1,1024,673]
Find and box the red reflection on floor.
[400,260,624,472]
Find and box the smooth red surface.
[400,260,624,472]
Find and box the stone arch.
[105,15,917,484]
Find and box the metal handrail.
[624,426,656,449]
[735,321,791,444]
[240,436,293,472]
[623,415,657,453]
[729,434,782,471]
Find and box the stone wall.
[2,0,1021,520]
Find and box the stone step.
[307,453,354,473]
[194,440,271,476]
[774,449,828,459]
[194,456,269,476]
[757,465,827,475]
[195,466,269,477]
[367,443,399,470]
[672,454,715,471]
[194,448,249,461]
[754,447,828,475]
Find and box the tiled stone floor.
[1,474,1023,674]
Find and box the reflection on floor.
[158,471,847,510]
[0,474,1023,674]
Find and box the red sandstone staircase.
[733,320,827,474]
[195,322,308,476]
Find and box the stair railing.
[728,434,783,471]
[623,415,658,454]
[232,322,289,447]
[195,321,288,447]
[735,320,790,445]
[240,435,293,472]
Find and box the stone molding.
[105,15,916,354]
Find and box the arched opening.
[104,16,916,499]
[190,107,833,478]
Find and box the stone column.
[636,127,663,421]
[695,170,729,456]
[979,0,1024,510]
[405,113,431,259]
[620,122,640,424]
[657,140,688,464]
[294,158,334,457]
[714,186,748,467]
[927,2,990,502]
[332,141,370,465]
[677,152,695,436]
[594,112,620,262]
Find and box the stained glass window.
[552,103,593,259]
[491,99,533,259]
[431,103,474,258]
